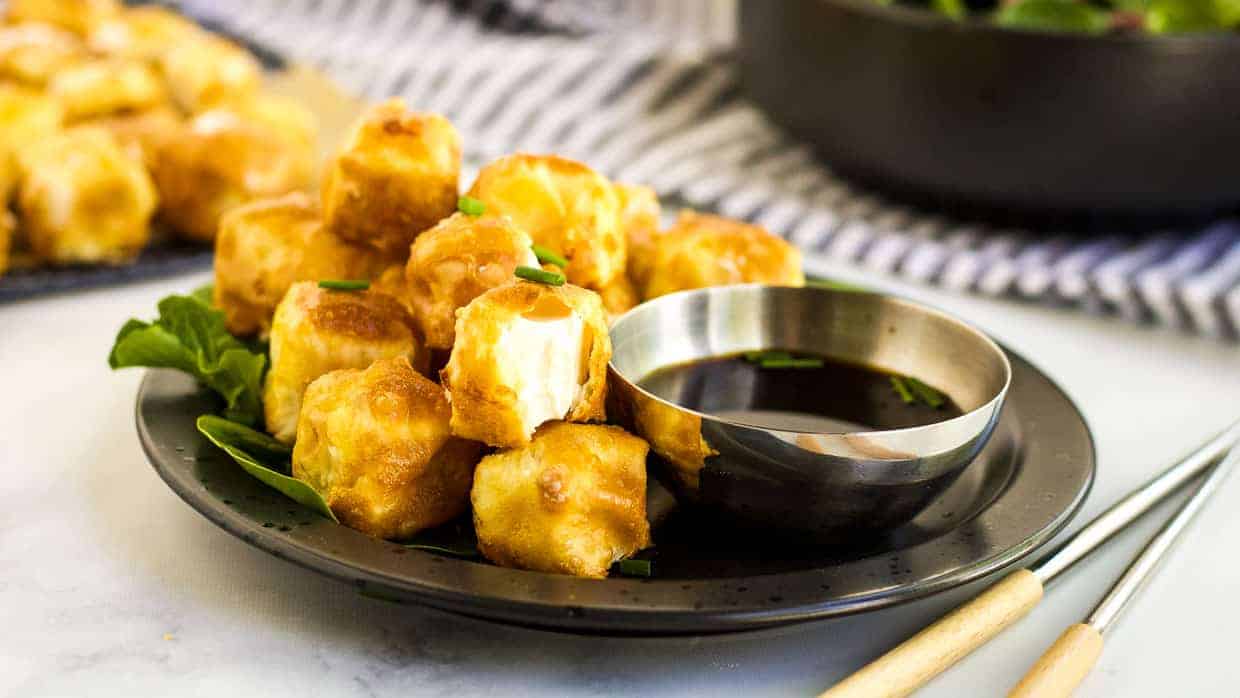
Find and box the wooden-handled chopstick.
[1008,448,1237,697]
[820,420,1240,698]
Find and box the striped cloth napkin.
[185,0,1240,340]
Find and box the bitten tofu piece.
[441,281,610,448]
[159,34,260,112]
[49,58,167,121]
[615,183,661,291]
[471,422,650,578]
[321,99,460,255]
[293,357,482,540]
[88,6,203,62]
[263,282,424,443]
[17,127,156,265]
[153,107,314,242]
[467,154,625,290]
[642,211,805,299]
[6,0,120,37]
[213,192,389,336]
[405,212,539,349]
[0,23,86,86]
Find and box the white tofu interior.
[503,310,585,438]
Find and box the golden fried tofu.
[0,84,63,157]
[153,107,313,242]
[467,153,625,291]
[321,99,460,255]
[615,183,661,289]
[88,5,202,62]
[213,192,390,337]
[609,379,716,492]
[223,93,318,152]
[49,58,167,121]
[596,273,639,322]
[471,422,650,578]
[441,281,610,448]
[263,281,423,442]
[91,105,180,169]
[405,212,538,350]
[293,357,482,540]
[17,127,156,265]
[0,209,13,277]
[160,34,260,113]
[642,211,805,299]
[0,23,86,86]
[6,0,120,37]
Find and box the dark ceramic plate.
[136,347,1093,635]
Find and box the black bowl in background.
[738,0,1240,222]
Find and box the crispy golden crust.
[0,84,63,159]
[6,0,120,37]
[153,107,314,242]
[159,34,260,112]
[90,105,181,170]
[0,22,87,85]
[87,6,203,62]
[322,99,460,255]
[642,211,805,299]
[0,208,13,277]
[614,183,661,290]
[293,357,483,540]
[467,153,625,290]
[441,281,611,448]
[404,212,536,349]
[263,281,423,442]
[608,379,715,492]
[17,126,156,266]
[472,422,649,578]
[596,273,639,324]
[49,58,167,121]
[213,192,390,336]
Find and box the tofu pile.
[0,0,317,277]
[200,72,804,578]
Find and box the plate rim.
[136,345,1094,635]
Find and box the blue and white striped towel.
[185,0,1240,340]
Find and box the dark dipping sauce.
[637,351,963,432]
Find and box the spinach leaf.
[996,0,1110,33]
[196,415,337,521]
[109,292,266,426]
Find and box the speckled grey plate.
[136,346,1093,635]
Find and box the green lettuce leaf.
[109,291,266,426]
[196,415,337,521]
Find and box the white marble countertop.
[4,263,1239,697]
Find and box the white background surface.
[3,263,1238,697]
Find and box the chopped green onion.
[759,358,824,369]
[743,350,792,363]
[531,244,569,268]
[890,376,916,404]
[458,195,486,216]
[615,558,652,578]
[318,279,370,291]
[906,377,946,409]
[515,266,566,286]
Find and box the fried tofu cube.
[6,0,120,37]
[321,99,460,255]
[213,192,390,337]
[49,58,167,121]
[0,84,63,158]
[615,183,661,291]
[0,208,13,277]
[471,422,650,578]
[370,263,413,315]
[0,23,86,86]
[152,107,314,242]
[596,273,639,323]
[17,127,156,265]
[293,357,482,540]
[642,211,805,299]
[88,5,202,62]
[467,154,625,291]
[405,212,539,350]
[263,281,423,443]
[91,105,181,169]
[160,34,260,112]
[223,93,318,153]
[441,281,610,448]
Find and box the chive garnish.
[759,358,824,369]
[890,376,916,404]
[743,350,792,363]
[906,377,945,409]
[515,266,566,286]
[531,244,568,268]
[615,559,652,578]
[318,279,370,291]
[458,195,485,216]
